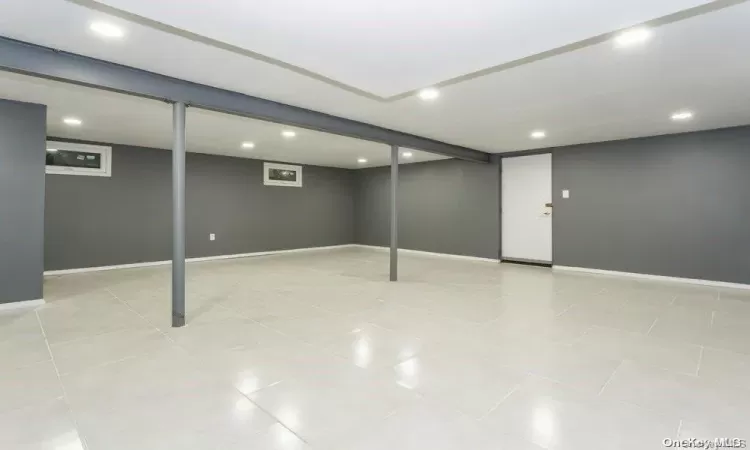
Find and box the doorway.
[501,153,552,265]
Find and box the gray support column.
[172,102,187,327]
[390,145,399,282]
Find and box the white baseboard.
[44,244,357,276]
[352,244,499,263]
[0,298,45,312]
[553,265,750,290]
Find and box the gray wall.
[45,142,355,271]
[355,159,500,259]
[552,126,750,284]
[0,99,46,304]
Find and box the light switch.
[209,233,216,241]
[562,190,570,199]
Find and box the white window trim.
[264,162,302,187]
[45,141,112,177]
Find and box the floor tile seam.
[34,309,91,450]
[527,371,688,428]
[695,346,705,377]
[104,288,177,345]
[233,384,310,445]
[477,381,524,421]
[597,360,624,397]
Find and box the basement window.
[45,141,112,177]
[264,162,302,187]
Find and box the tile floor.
[2,247,750,449]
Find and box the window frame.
[263,162,302,187]
[45,141,112,177]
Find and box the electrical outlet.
[209,233,216,241]
[562,190,570,199]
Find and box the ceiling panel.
[0,0,749,154]
[92,0,710,97]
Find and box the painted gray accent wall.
[45,142,355,271]
[355,159,500,259]
[0,99,46,304]
[552,126,750,284]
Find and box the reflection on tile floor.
[2,247,750,449]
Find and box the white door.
[502,153,552,263]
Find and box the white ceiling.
[0,71,442,168]
[90,0,710,98]
[1,0,750,154]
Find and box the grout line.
[646,318,659,335]
[669,295,678,306]
[233,383,310,445]
[676,420,683,439]
[709,311,716,329]
[478,382,523,421]
[104,288,177,344]
[35,310,91,450]
[695,346,705,377]
[598,360,624,396]
[555,304,575,317]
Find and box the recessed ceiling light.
[241,142,255,149]
[614,27,651,48]
[90,22,125,39]
[357,158,368,164]
[63,117,82,126]
[530,130,546,139]
[402,151,413,158]
[417,88,440,101]
[47,148,58,153]
[671,111,694,121]
[281,130,297,139]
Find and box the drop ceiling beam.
[0,37,490,163]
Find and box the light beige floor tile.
[249,376,419,447]
[0,332,51,369]
[50,328,177,375]
[647,306,712,345]
[558,303,658,334]
[482,376,680,450]
[223,423,310,450]
[0,310,44,340]
[524,343,623,394]
[0,361,63,414]
[600,360,750,425]
[77,384,276,450]
[37,301,150,344]
[327,399,505,450]
[259,313,365,345]
[391,355,527,419]
[705,312,750,355]
[167,317,295,354]
[60,346,210,410]
[0,398,84,450]
[0,249,742,450]
[716,291,750,320]
[574,326,702,374]
[322,324,423,369]
[697,346,750,389]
